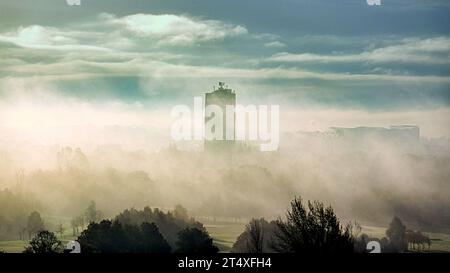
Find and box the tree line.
[21,204,218,254]
[2,196,433,254]
[231,198,432,253]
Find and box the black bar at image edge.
[0,253,446,272]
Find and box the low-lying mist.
[0,129,449,235]
[1,89,449,236]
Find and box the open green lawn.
[0,222,246,253]
[1,222,449,253]
[205,221,246,252]
[360,225,450,253]
[207,222,450,253]
[0,231,77,253]
[0,240,28,253]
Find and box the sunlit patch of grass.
[361,224,450,253]
[205,222,245,252]
[1,222,449,253]
[0,240,28,253]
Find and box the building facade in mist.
[204,82,236,152]
[331,125,420,143]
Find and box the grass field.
[0,240,28,253]
[1,222,449,253]
[0,232,77,253]
[359,225,450,253]
[205,221,246,252]
[206,222,450,253]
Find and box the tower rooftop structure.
[204,82,236,152]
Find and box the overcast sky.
[0,0,449,139]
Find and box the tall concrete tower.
[204,82,236,152]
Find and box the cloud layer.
[0,7,449,138]
[269,37,450,65]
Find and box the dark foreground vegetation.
[231,200,432,253]
[0,195,429,254]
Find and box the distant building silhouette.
[204,82,236,152]
[331,125,420,142]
